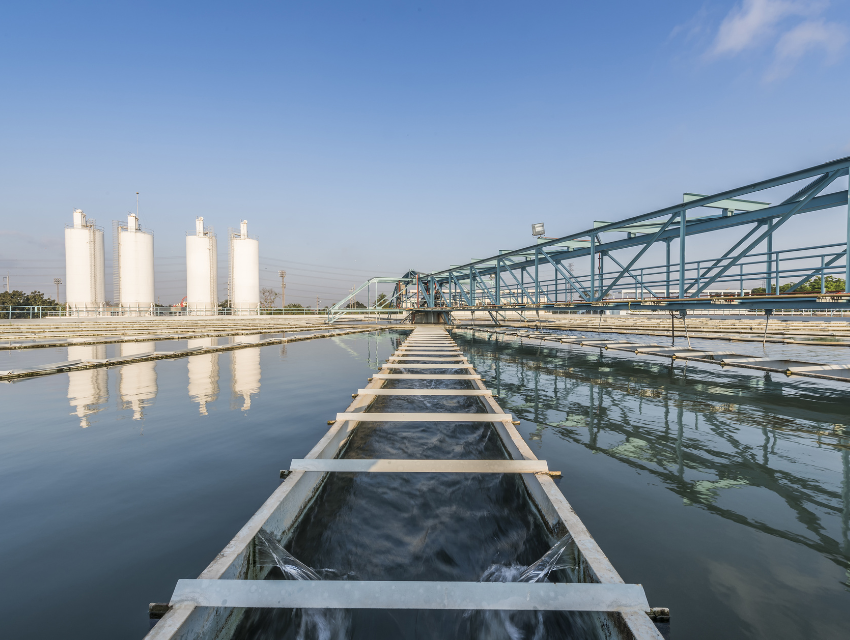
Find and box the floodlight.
[531,223,545,237]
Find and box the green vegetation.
[0,290,61,318]
[751,275,845,296]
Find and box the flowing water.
[233,358,596,640]
[1,328,848,639]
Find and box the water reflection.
[231,335,261,411]
[187,338,219,415]
[119,342,157,420]
[459,331,850,578]
[67,345,108,428]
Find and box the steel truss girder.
[330,158,850,321]
[429,156,850,278]
[431,189,847,284]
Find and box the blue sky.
[2,1,849,304]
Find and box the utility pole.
[349,286,354,309]
[316,296,319,314]
[3,275,9,292]
[54,278,62,304]
[278,270,286,309]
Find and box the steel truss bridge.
[329,157,850,323]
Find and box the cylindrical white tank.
[231,335,261,410]
[187,337,219,415]
[119,342,157,420]
[117,213,155,315]
[230,220,259,316]
[186,217,218,315]
[67,344,108,427]
[64,209,105,316]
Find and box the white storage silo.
[115,213,155,315]
[64,209,105,316]
[229,220,259,315]
[186,217,218,315]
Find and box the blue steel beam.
[539,248,590,302]
[599,212,679,299]
[683,222,765,295]
[783,250,847,294]
[692,170,842,297]
[449,272,472,306]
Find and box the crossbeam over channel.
[289,459,548,473]
[170,580,650,612]
[336,412,511,422]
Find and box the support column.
[599,251,604,300]
[766,219,773,294]
[590,234,597,301]
[665,239,671,298]
[534,248,540,304]
[679,210,686,299]
[495,259,501,305]
[846,172,850,291]
[520,268,524,303]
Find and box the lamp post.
[54,278,62,304]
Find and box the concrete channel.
[145,327,666,640]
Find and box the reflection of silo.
[119,342,157,420]
[65,209,105,316]
[186,217,218,315]
[115,213,155,315]
[229,220,259,316]
[67,344,108,427]
[188,337,219,415]
[231,335,261,411]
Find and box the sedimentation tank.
[186,217,218,315]
[116,214,155,315]
[64,209,105,316]
[229,220,259,316]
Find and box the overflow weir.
[147,327,665,640]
